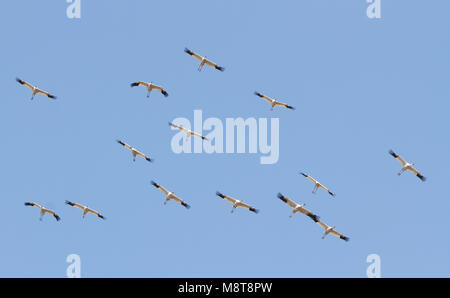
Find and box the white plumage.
[65,201,105,220]
[117,140,153,162]
[300,172,335,197]
[151,181,191,209]
[389,150,426,181]
[277,193,320,222]
[254,92,294,111]
[316,220,349,242]
[184,48,225,72]
[169,122,208,141]
[16,78,57,100]
[216,192,259,214]
[24,202,61,221]
[130,81,169,98]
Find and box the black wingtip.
[161,90,169,97]
[150,180,159,188]
[16,77,24,84]
[215,66,225,72]
[182,202,191,209]
[254,91,262,97]
[417,174,426,182]
[54,214,61,222]
[146,157,153,162]
[130,82,139,87]
[184,48,193,55]
[216,191,224,198]
[277,193,288,204]
[250,208,259,214]
[341,236,350,242]
[300,172,307,177]
[389,150,398,158]
[24,202,33,206]
[309,214,320,223]
[329,191,336,197]
[65,200,74,206]
[286,105,295,110]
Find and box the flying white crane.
[169,122,208,141]
[184,48,225,72]
[216,192,259,214]
[389,150,426,181]
[300,172,335,197]
[16,78,57,100]
[277,193,320,222]
[130,81,169,98]
[65,201,105,220]
[117,140,153,162]
[150,181,191,209]
[24,202,61,221]
[316,220,349,241]
[254,92,295,111]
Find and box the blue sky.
[1,0,449,277]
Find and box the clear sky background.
[0,0,449,277]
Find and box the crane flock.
[17,48,428,243]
